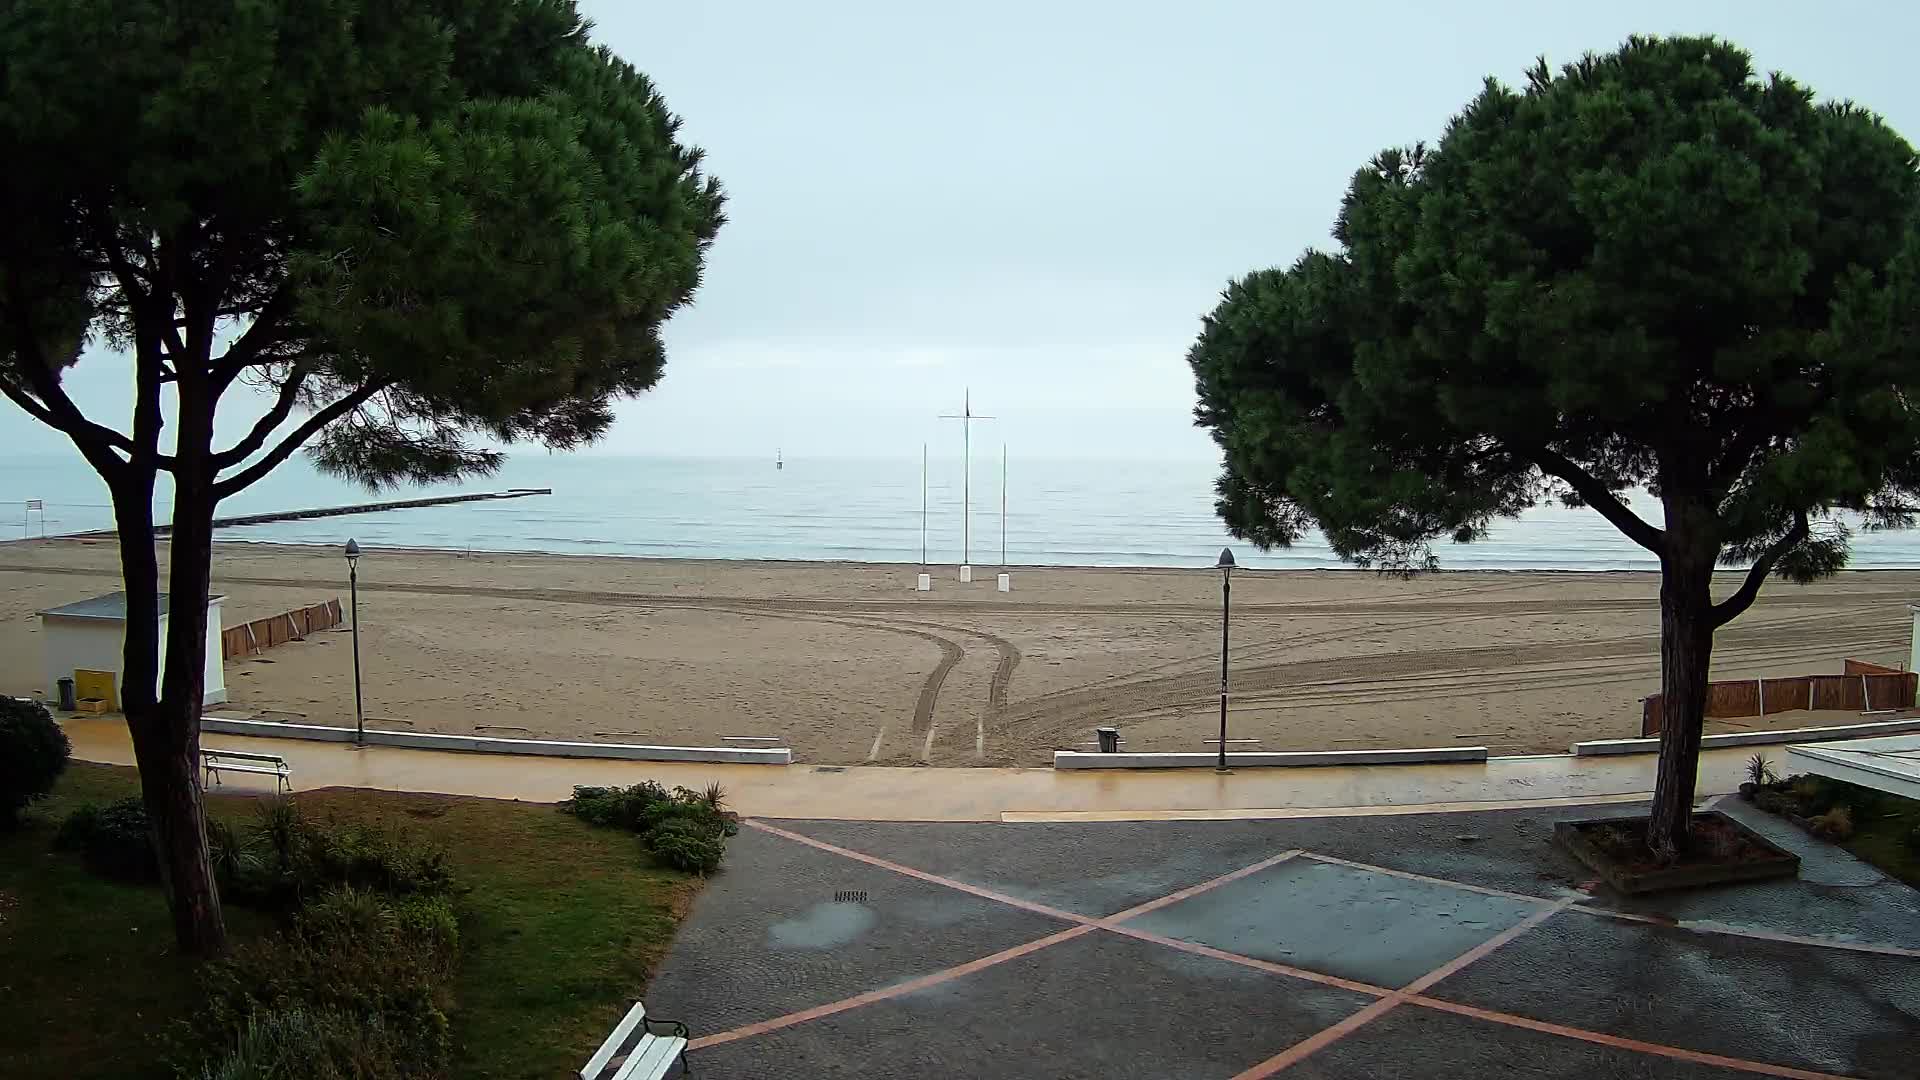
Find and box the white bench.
[202,749,291,794]
[581,1000,689,1080]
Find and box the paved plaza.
[644,799,1920,1078]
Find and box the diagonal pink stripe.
[1228,897,1581,1079]
[1408,997,1859,1080]
[729,822,1890,1080]
[747,819,1093,925]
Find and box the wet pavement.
[644,799,1920,1078]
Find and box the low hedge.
[562,782,738,874]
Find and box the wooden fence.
[1640,658,1916,736]
[222,599,343,660]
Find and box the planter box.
[1553,811,1800,894]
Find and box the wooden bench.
[581,1001,690,1080]
[202,749,292,794]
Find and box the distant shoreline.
[16,534,1918,577]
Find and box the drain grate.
[833,890,868,904]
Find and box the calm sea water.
[6,452,1920,571]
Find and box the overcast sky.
[11,0,1920,464]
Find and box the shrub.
[224,803,455,912]
[0,697,70,827]
[1810,805,1855,841]
[563,781,737,872]
[197,1008,413,1080]
[562,782,670,830]
[295,818,455,898]
[194,887,458,1078]
[209,818,263,889]
[54,797,159,882]
[645,817,727,875]
[1745,753,1777,789]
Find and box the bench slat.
[209,764,285,775]
[205,750,288,765]
[613,1035,684,1080]
[581,1002,647,1080]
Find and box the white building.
[37,591,227,709]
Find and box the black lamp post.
[345,538,365,747]
[1215,547,1235,772]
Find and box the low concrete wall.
[1053,746,1488,770]
[199,717,792,765]
[1572,716,1920,757]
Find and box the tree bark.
[1647,499,1718,858]
[139,351,227,955]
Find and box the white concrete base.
[1787,734,1920,801]
[997,573,1011,592]
[916,573,932,591]
[1053,746,1488,770]
[199,717,792,764]
[959,564,972,582]
[1571,716,1920,756]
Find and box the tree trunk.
[1647,509,1718,858]
[147,370,227,955]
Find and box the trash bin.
[1096,726,1120,753]
[56,676,77,712]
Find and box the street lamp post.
[345,539,365,747]
[1216,547,1235,772]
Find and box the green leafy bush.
[53,797,159,881]
[224,801,455,912]
[562,781,737,872]
[0,697,70,827]
[193,887,458,1078]
[562,782,671,830]
[646,817,727,875]
[197,1008,413,1080]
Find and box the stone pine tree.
[1189,36,1920,856]
[0,0,724,952]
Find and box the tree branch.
[212,381,387,500]
[210,286,295,395]
[211,363,310,468]
[1711,511,1810,628]
[0,279,141,469]
[1525,445,1666,554]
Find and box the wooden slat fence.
[1641,658,1917,735]
[222,599,343,660]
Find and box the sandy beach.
[1,538,1914,766]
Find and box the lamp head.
[1216,547,1236,573]
[344,538,361,565]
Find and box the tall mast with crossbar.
[939,389,995,567]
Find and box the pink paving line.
[1100,923,1391,998]
[1101,849,1303,921]
[1301,851,1920,960]
[698,830,1328,1050]
[1296,851,1555,906]
[746,820,1092,926]
[730,822,1898,1077]
[1407,997,1858,1080]
[688,925,1096,1050]
[1570,905,1920,960]
[1228,896,1581,1079]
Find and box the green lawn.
[0,763,701,1079]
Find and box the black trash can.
[57,676,77,712]
[1095,726,1120,753]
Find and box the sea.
[7,452,1920,571]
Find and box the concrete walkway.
[645,800,1920,1078]
[64,716,1822,821]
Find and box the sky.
[10,0,1920,465]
